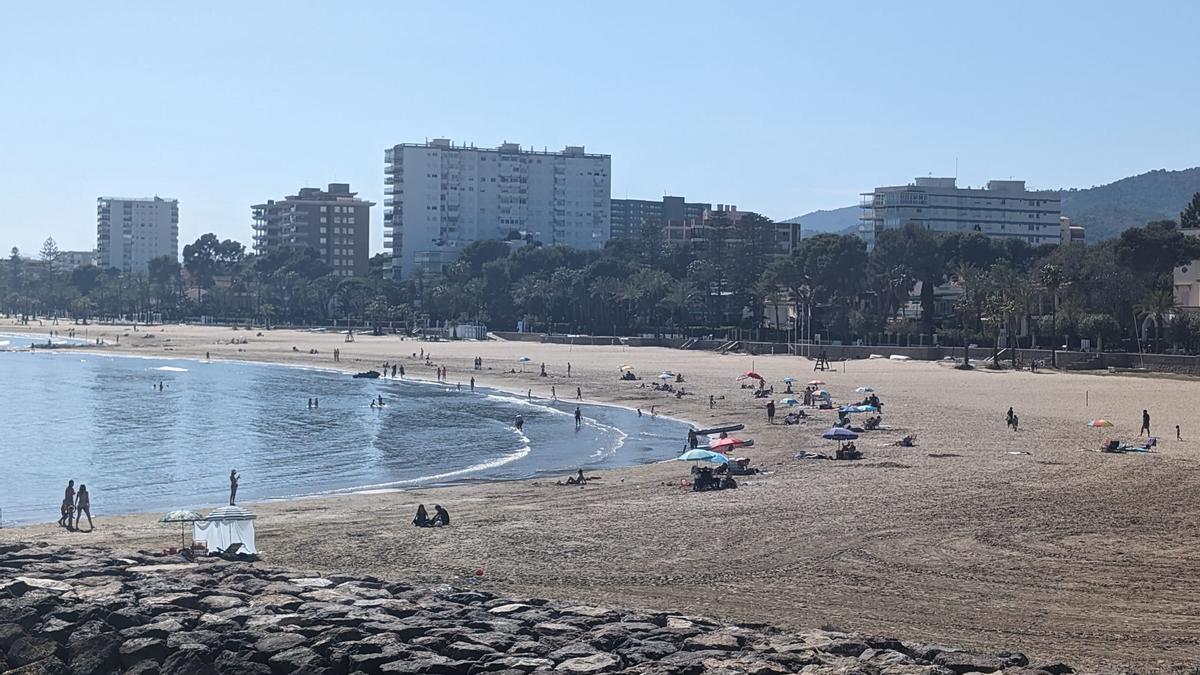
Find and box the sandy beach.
[4,323,1200,671]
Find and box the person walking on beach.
[552,386,557,401]
[74,485,93,532]
[567,362,572,377]
[1006,407,1015,430]
[1140,409,1151,437]
[527,389,532,402]
[709,395,715,409]
[229,469,240,506]
[58,480,75,528]
[576,386,582,400]
[1177,424,1182,441]
[766,400,776,424]
[392,365,397,378]
[399,365,405,379]
[574,406,582,429]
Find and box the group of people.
[1006,407,1020,431]
[57,480,93,531]
[691,465,737,491]
[412,504,450,527]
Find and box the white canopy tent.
[192,505,257,555]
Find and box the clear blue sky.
[2,1,1198,257]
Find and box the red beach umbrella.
[738,371,764,381]
[709,437,746,453]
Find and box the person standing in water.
[74,485,93,531]
[574,406,582,429]
[229,470,239,506]
[552,386,557,401]
[515,415,524,432]
[470,376,475,391]
[527,389,532,402]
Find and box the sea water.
[0,347,688,523]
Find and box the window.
[320,206,327,212]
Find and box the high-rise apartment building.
[859,178,1061,248]
[384,139,611,280]
[252,183,373,277]
[610,196,710,239]
[96,196,179,273]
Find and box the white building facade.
[384,139,611,280]
[859,178,1061,248]
[96,196,179,273]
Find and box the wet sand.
[4,322,1199,670]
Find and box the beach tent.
[838,404,878,414]
[193,505,257,555]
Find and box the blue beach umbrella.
[780,397,799,406]
[782,376,796,383]
[677,449,730,464]
[821,427,859,441]
[838,404,878,414]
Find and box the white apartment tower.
[96,196,180,273]
[859,178,1061,248]
[384,139,611,280]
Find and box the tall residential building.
[96,196,179,273]
[252,183,373,277]
[610,196,710,239]
[384,139,611,280]
[859,178,1061,248]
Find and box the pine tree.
[1181,191,1200,229]
[39,236,61,269]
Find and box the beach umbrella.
[821,427,859,441]
[780,397,799,406]
[658,372,674,380]
[709,437,746,453]
[838,404,878,414]
[782,376,796,383]
[618,365,635,372]
[160,509,203,550]
[855,387,875,393]
[737,371,764,381]
[1087,419,1113,428]
[808,379,826,386]
[677,449,730,464]
[517,357,531,363]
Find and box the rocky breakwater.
[0,543,1079,675]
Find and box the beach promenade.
[4,323,1200,670]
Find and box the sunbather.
[413,504,430,527]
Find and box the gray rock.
[1025,661,1074,675]
[255,633,308,655]
[119,637,168,667]
[441,641,496,660]
[7,636,61,668]
[682,633,742,652]
[214,650,274,675]
[162,646,216,675]
[268,646,322,674]
[554,653,621,673]
[933,651,1005,674]
[67,633,121,675]
[4,656,70,675]
[0,622,27,650]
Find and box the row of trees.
[5,192,1200,353]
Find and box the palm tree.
[1136,288,1176,352]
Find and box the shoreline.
[3,344,694,526]
[5,322,1200,670]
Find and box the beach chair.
[1146,437,1158,450]
[218,542,244,560]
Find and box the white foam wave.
[154,366,188,372]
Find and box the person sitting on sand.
[565,469,587,485]
[413,504,430,527]
[431,504,450,527]
[719,474,738,490]
[894,435,916,447]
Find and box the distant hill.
[784,167,1200,242]
[782,205,860,238]
[1052,168,1200,241]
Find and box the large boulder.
[7,636,61,668]
[554,653,621,673]
[67,633,121,675]
[119,637,168,667]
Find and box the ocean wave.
[154,366,188,372]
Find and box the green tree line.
[5,192,1200,353]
